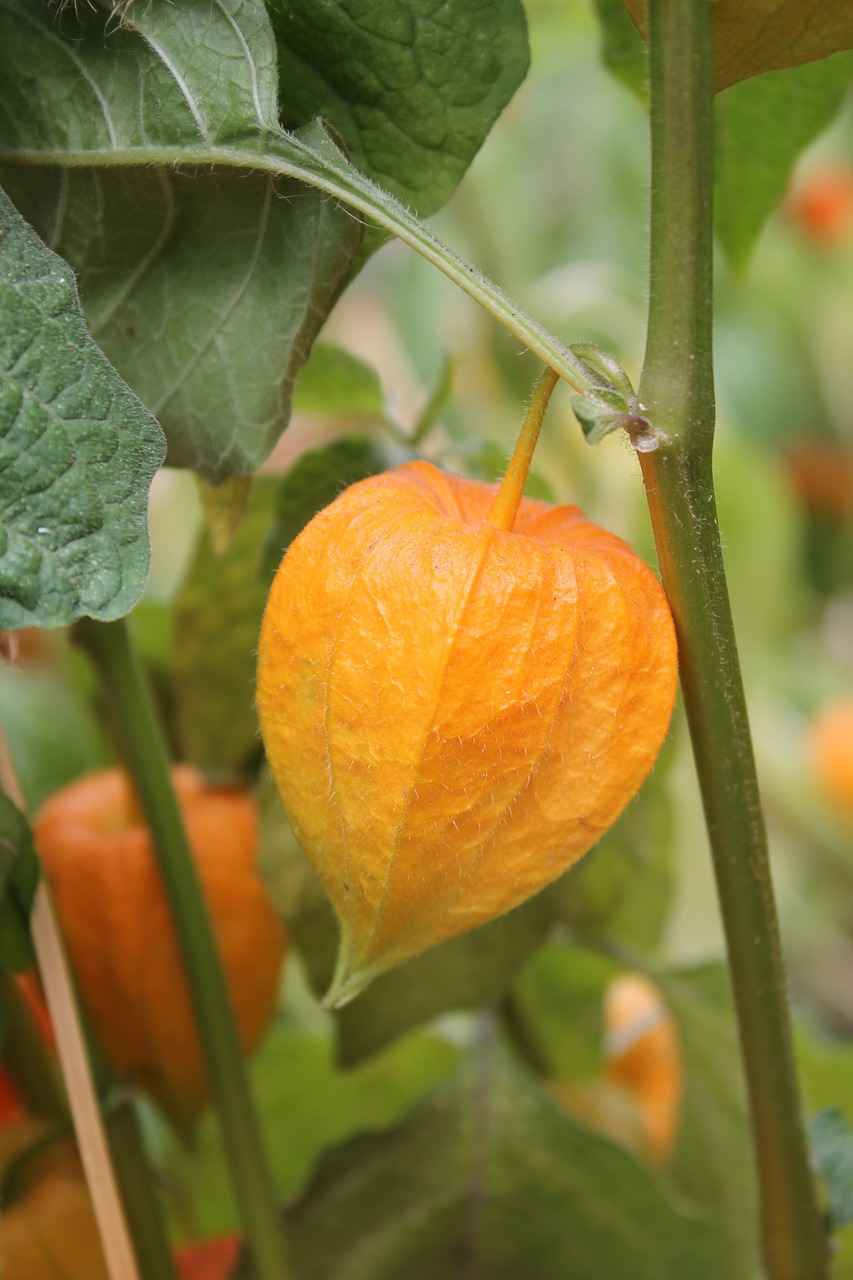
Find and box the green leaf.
[286,1035,717,1280]
[169,478,278,775]
[293,345,387,420]
[2,165,363,483]
[715,52,853,270]
[161,1022,459,1241]
[263,435,412,577]
[0,788,39,972]
[0,646,111,812]
[269,0,530,216]
[660,965,759,1280]
[335,895,557,1067]
[0,0,594,424]
[590,0,649,101]
[621,0,853,92]
[557,746,675,952]
[0,186,165,627]
[0,0,364,482]
[510,950,759,1279]
[811,1108,853,1229]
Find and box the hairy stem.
[75,618,293,1280]
[637,3,827,1277]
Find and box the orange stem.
[487,367,560,531]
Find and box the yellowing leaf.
[621,0,853,91]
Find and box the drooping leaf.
[811,1108,853,1230]
[0,0,590,452]
[715,52,853,270]
[0,187,165,628]
[268,0,530,216]
[0,0,363,482]
[621,0,853,92]
[0,788,39,972]
[286,1034,717,1280]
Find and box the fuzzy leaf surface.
[0,0,590,449]
[621,0,853,91]
[268,0,529,215]
[0,0,363,481]
[286,1036,716,1280]
[0,187,164,627]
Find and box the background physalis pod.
[257,461,678,1006]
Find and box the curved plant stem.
[637,3,827,1277]
[74,617,293,1280]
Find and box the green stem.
[74,617,293,1280]
[107,1097,179,1280]
[637,4,827,1278]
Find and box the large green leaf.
[285,1035,716,1280]
[621,1,853,92]
[0,186,164,627]
[269,0,529,216]
[0,0,362,482]
[161,1021,459,1241]
[0,787,38,972]
[510,950,759,1279]
[0,0,592,487]
[715,52,853,270]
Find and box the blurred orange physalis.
[0,1121,108,1280]
[551,972,683,1162]
[34,766,287,1126]
[258,408,677,1005]
[788,166,853,245]
[809,699,853,821]
[174,1234,241,1280]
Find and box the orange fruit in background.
[174,1234,241,1280]
[34,766,286,1125]
[788,167,853,245]
[809,699,853,821]
[257,461,677,1004]
[550,972,683,1162]
[0,1121,108,1280]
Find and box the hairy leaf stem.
[637,3,827,1277]
[74,618,293,1280]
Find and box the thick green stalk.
[637,4,827,1278]
[74,618,293,1280]
[107,1099,179,1280]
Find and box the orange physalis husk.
[34,766,287,1126]
[257,460,678,1006]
